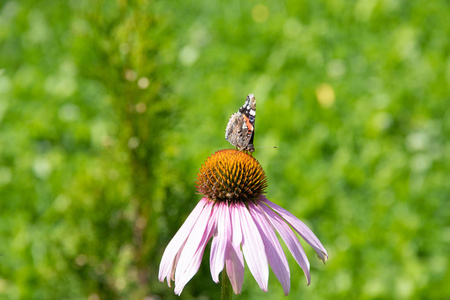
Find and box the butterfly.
[225,94,256,153]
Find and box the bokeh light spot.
[179,45,198,66]
[128,137,140,149]
[136,216,147,230]
[58,103,80,122]
[75,254,87,266]
[115,278,126,291]
[283,18,302,38]
[252,4,269,23]
[33,158,52,179]
[119,43,130,54]
[138,77,149,89]
[135,102,147,113]
[125,69,137,81]
[88,294,99,300]
[316,83,335,108]
[54,194,71,212]
[327,59,346,79]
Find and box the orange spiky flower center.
[196,149,267,203]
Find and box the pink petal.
[261,196,328,262]
[159,198,210,285]
[225,204,245,294]
[259,201,311,285]
[174,200,218,295]
[237,203,269,292]
[210,203,229,282]
[248,202,291,295]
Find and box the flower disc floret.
[196,149,267,203]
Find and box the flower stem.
[221,270,233,300]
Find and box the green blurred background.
[1,0,449,299]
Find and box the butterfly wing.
[225,94,256,152]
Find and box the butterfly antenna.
[254,146,278,149]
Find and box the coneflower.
[159,149,327,296]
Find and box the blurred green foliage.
[0,0,449,299]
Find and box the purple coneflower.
[159,149,327,296]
